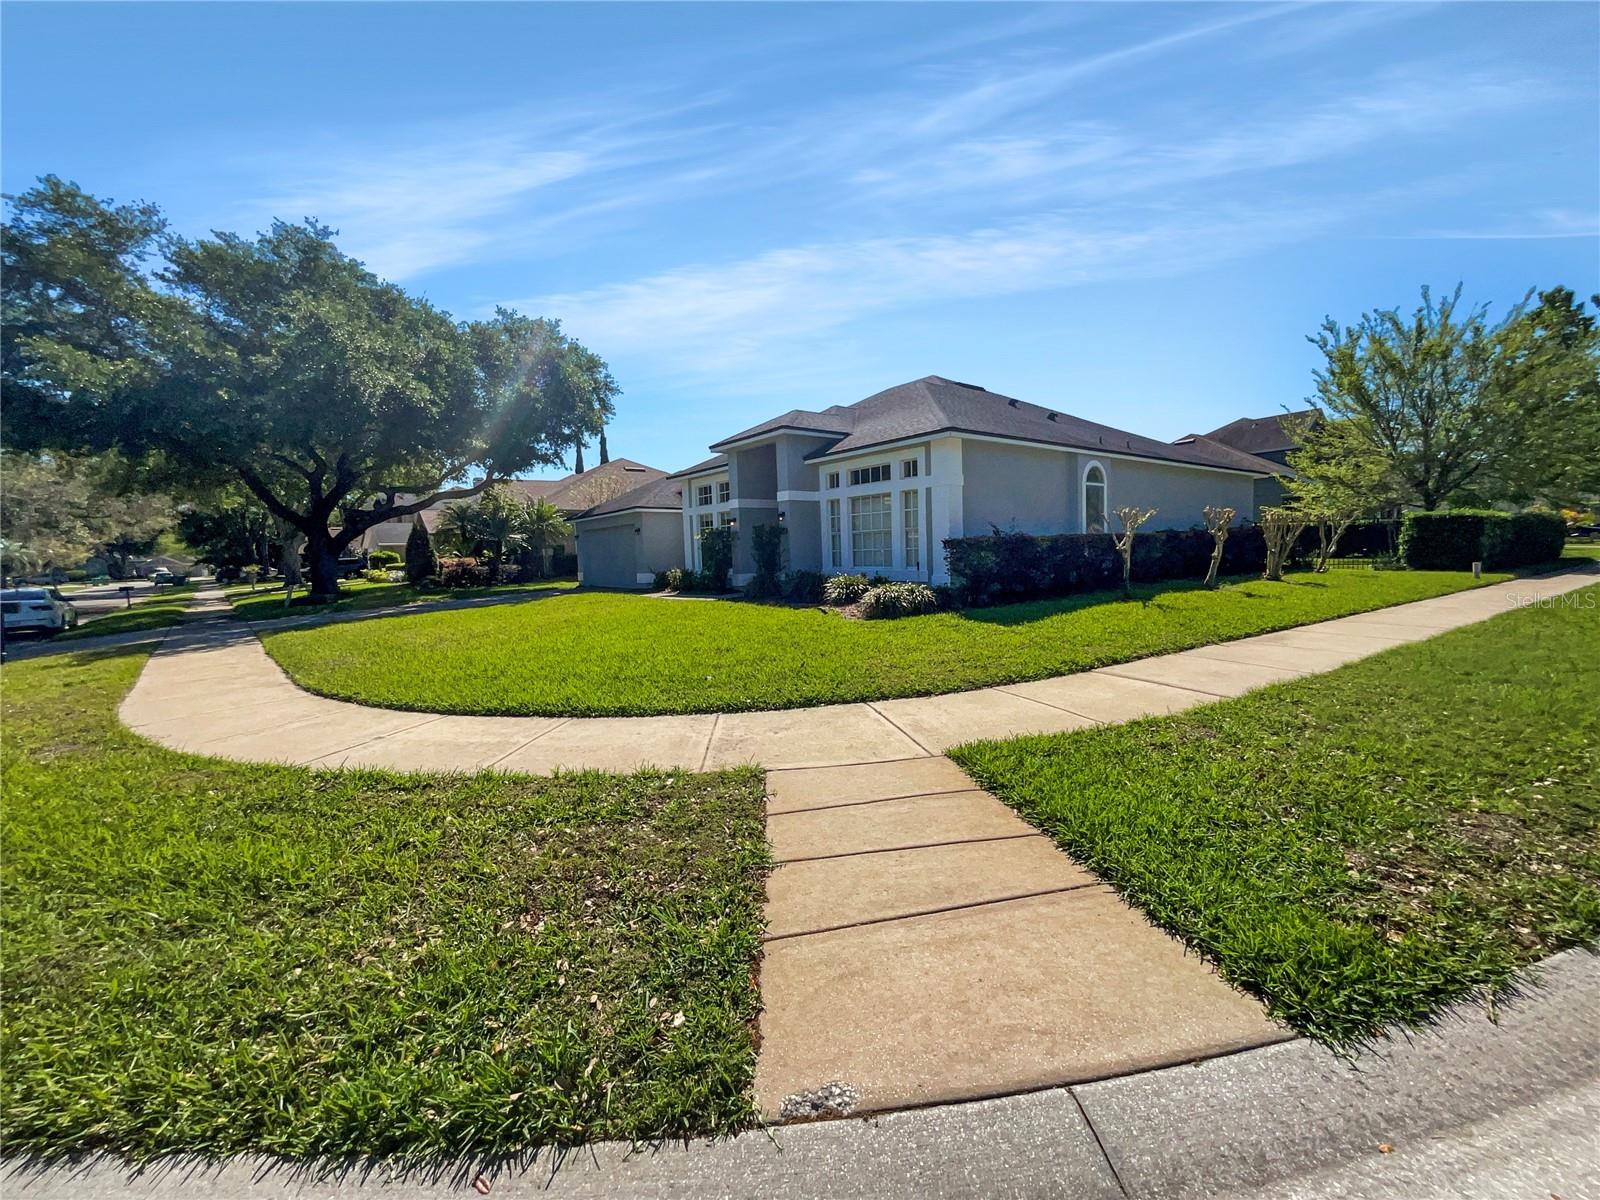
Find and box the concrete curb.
[5,947,1594,1199]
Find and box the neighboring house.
[351,459,667,556]
[570,474,687,589]
[1195,409,1318,511]
[578,376,1287,589]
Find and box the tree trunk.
[304,530,342,601]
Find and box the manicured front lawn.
[227,577,575,623]
[260,568,1517,717]
[0,647,768,1159]
[952,583,1600,1046]
[59,586,204,640]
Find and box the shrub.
[360,568,389,583]
[857,582,941,619]
[64,569,87,582]
[368,549,402,570]
[1506,510,1567,567]
[548,551,577,577]
[655,567,697,593]
[822,573,871,606]
[942,526,1268,606]
[698,526,735,592]
[782,570,825,605]
[438,557,496,588]
[404,520,439,584]
[748,523,787,598]
[1401,509,1567,571]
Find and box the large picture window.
[849,493,892,568]
[1083,462,1108,534]
[902,490,920,571]
[827,499,841,568]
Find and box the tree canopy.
[3,177,619,596]
[1307,285,1600,511]
[0,449,174,579]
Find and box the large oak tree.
[3,177,617,597]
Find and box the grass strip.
[951,583,1600,1046]
[0,647,768,1159]
[257,568,1528,717]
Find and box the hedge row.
[1399,510,1567,571]
[943,527,1268,606]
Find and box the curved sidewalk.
[113,566,1598,1126]
[120,567,1596,773]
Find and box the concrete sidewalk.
[109,567,1598,1128]
[118,568,1595,772]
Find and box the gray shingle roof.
[712,377,1285,475]
[574,473,685,518]
[1202,409,1320,457]
[666,454,730,479]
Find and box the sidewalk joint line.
[483,719,572,770]
[992,686,1109,724]
[769,786,993,817]
[864,702,936,756]
[775,831,1041,865]
[1090,669,1236,698]
[698,714,720,772]
[762,881,1101,942]
[1070,1088,1131,1197]
[765,753,943,774]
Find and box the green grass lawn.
[952,583,1600,1047]
[59,584,206,640]
[0,647,768,1159]
[227,577,575,624]
[258,567,1525,717]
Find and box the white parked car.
[1,587,79,636]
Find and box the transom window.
[1083,463,1108,534]
[850,493,892,568]
[902,489,920,571]
[718,481,731,504]
[848,464,891,486]
[901,458,919,478]
[696,483,713,507]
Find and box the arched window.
[1082,462,1107,534]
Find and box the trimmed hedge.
[943,527,1267,606]
[1400,509,1567,571]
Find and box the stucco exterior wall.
[1100,457,1257,530]
[960,441,1072,535]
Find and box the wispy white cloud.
[1412,209,1600,240]
[517,203,1334,381]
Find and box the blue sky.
[4,2,1597,473]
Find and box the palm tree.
[473,486,526,564]
[435,501,483,556]
[519,497,573,577]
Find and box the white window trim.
[1081,459,1108,535]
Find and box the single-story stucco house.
[352,458,667,558]
[574,376,1292,589]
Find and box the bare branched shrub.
[1259,507,1309,581]
[1202,505,1236,587]
[1311,506,1361,573]
[1113,506,1158,595]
